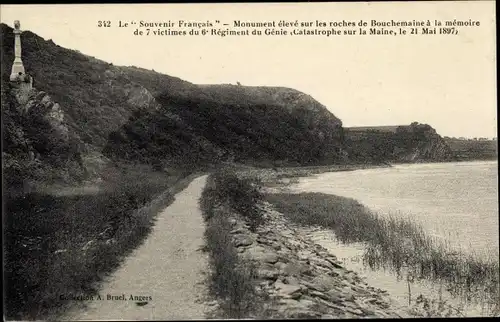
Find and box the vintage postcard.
[1,1,497,320]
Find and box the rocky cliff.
[344,122,454,163]
[2,81,86,191]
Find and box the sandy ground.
[67,175,211,320]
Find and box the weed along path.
[67,175,211,320]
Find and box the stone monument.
[10,20,33,89]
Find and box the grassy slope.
[104,73,345,167]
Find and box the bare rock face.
[233,234,254,247]
[243,245,279,264]
[274,280,302,299]
[123,83,161,110]
[16,89,70,142]
[257,266,280,281]
[227,202,404,319]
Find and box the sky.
[1,2,497,138]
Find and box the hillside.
[344,122,455,163]
[104,69,345,167]
[1,21,466,190]
[444,137,497,161]
[1,23,346,185]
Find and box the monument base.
[10,59,25,81]
[10,73,33,92]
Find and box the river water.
[286,160,499,317]
[289,161,499,257]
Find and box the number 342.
[98,21,111,27]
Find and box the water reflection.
[306,228,494,317]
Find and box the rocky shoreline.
[225,201,405,319]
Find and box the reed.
[265,192,499,315]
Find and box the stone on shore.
[233,234,254,247]
[225,203,402,319]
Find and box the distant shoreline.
[238,163,391,183]
[390,158,497,166]
[243,158,497,183]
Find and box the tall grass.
[4,167,195,320]
[202,170,264,231]
[265,192,499,314]
[203,206,261,318]
[199,172,268,318]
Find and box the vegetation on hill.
[1,24,171,149]
[443,137,497,161]
[104,93,345,169]
[102,107,224,171]
[106,70,346,167]
[344,122,454,163]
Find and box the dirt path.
[68,175,211,320]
